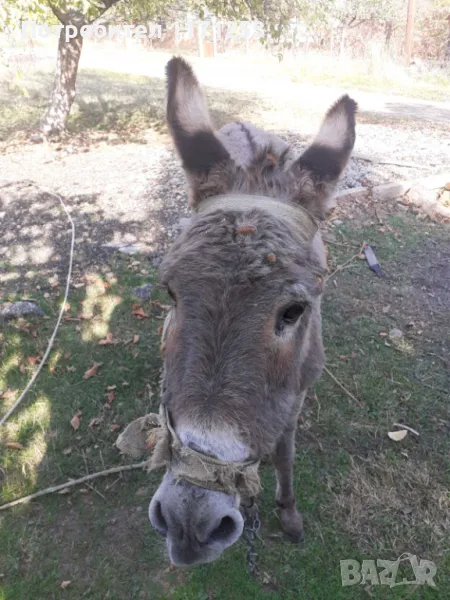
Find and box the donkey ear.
[166,57,232,208]
[292,95,357,219]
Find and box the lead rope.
[242,499,261,575]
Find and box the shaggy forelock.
[160,208,325,288]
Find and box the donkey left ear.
[166,57,233,208]
[291,95,357,219]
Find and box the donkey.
[146,57,357,566]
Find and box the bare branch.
[0,461,148,511]
[48,1,67,24]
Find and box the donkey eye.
[276,303,306,334]
[282,303,305,323]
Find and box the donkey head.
[149,57,357,566]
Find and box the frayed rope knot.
[115,404,261,497]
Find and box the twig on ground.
[324,366,363,407]
[325,243,366,281]
[393,423,420,437]
[86,482,107,500]
[353,154,436,169]
[0,461,148,511]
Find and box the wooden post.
[212,17,217,57]
[198,22,204,57]
[404,0,416,65]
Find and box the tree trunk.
[445,17,450,61]
[41,24,83,136]
[384,20,393,52]
[339,27,347,58]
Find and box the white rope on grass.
[0,461,148,511]
[0,187,75,426]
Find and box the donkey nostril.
[208,516,237,543]
[150,500,168,537]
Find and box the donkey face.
[149,57,357,566]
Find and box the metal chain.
[242,500,261,576]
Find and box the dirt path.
[1,48,449,297]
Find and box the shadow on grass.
[0,179,176,597]
[0,177,450,599]
[0,68,271,142]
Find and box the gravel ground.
[1,89,449,297]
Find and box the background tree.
[1,0,300,136]
[1,0,170,136]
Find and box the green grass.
[1,214,449,599]
[0,67,266,142]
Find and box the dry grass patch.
[327,455,450,557]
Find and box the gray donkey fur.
[148,56,357,567]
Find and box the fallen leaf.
[64,303,71,312]
[262,572,271,584]
[98,333,114,345]
[71,411,81,430]
[106,385,116,391]
[27,356,41,365]
[0,389,17,399]
[388,430,408,441]
[78,314,92,321]
[19,364,26,374]
[89,417,103,429]
[106,390,115,404]
[64,352,71,359]
[5,442,24,450]
[133,335,140,344]
[83,362,103,379]
[110,424,120,432]
[132,307,149,319]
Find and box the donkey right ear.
[165,57,232,208]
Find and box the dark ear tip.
[327,94,358,119]
[343,94,358,114]
[166,56,195,80]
